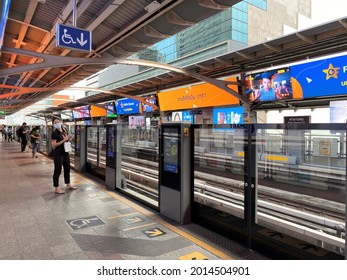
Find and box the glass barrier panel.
[194,125,246,220]
[120,124,159,207]
[86,126,98,166]
[99,127,106,169]
[256,126,346,256]
[65,124,75,168]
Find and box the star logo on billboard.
[322,63,340,80]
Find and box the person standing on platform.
[19,122,29,152]
[7,126,13,142]
[51,117,77,194]
[30,126,40,158]
[2,125,8,141]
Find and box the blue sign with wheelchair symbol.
[56,23,91,52]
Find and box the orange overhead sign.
[158,77,240,111]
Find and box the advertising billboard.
[116,98,141,115]
[157,77,240,111]
[290,54,347,99]
[73,106,90,119]
[171,110,194,123]
[141,97,158,113]
[245,68,299,103]
[90,105,106,117]
[213,106,244,124]
[105,102,116,117]
[128,115,145,129]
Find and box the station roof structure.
[0,0,241,115]
[1,0,347,116]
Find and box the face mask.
[54,123,62,129]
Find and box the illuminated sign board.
[128,115,145,129]
[90,105,106,117]
[213,106,244,124]
[105,102,116,117]
[141,97,158,113]
[158,77,239,111]
[245,68,301,103]
[73,106,90,119]
[171,111,194,123]
[290,54,347,99]
[0,0,11,50]
[116,98,141,115]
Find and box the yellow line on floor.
[74,172,235,260]
[123,222,157,232]
[108,212,138,219]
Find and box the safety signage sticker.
[67,215,105,230]
[124,216,143,224]
[179,252,209,260]
[56,23,92,52]
[142,228,166,238]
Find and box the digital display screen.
[73,106,90,119]
[290,54,347,99]
[213,106,244,124]
[128,115,145,129]
[107,126,115,158]
[116,98,141,115]
[171,110,193,123]
[0,0,11,50]
[245,68,294,103]
[105,102,116,117]
[90,105,106,117]
[163,127,179,173]
[141,97,158,113]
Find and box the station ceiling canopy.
[0,0,240,115]
[54,16,347,113]
[1,1,347,118]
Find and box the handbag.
[63,141,72,153]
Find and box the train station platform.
[0,140,268,260]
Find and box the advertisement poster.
[213,106,244,124]
[116,98,141,115]
[290,54,347,99]
[245,68,297,102]
[128,115,145,129]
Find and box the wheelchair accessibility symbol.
[67,215,105,230]
[56,23,91,52]
[62,28,76,44]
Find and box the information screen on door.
[163,127,179,173]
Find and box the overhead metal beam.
[1,47,249,104]
[296,33,315,44]
[0,84,159,111]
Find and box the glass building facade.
[103,0,311,90]
[134,0,268,63]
